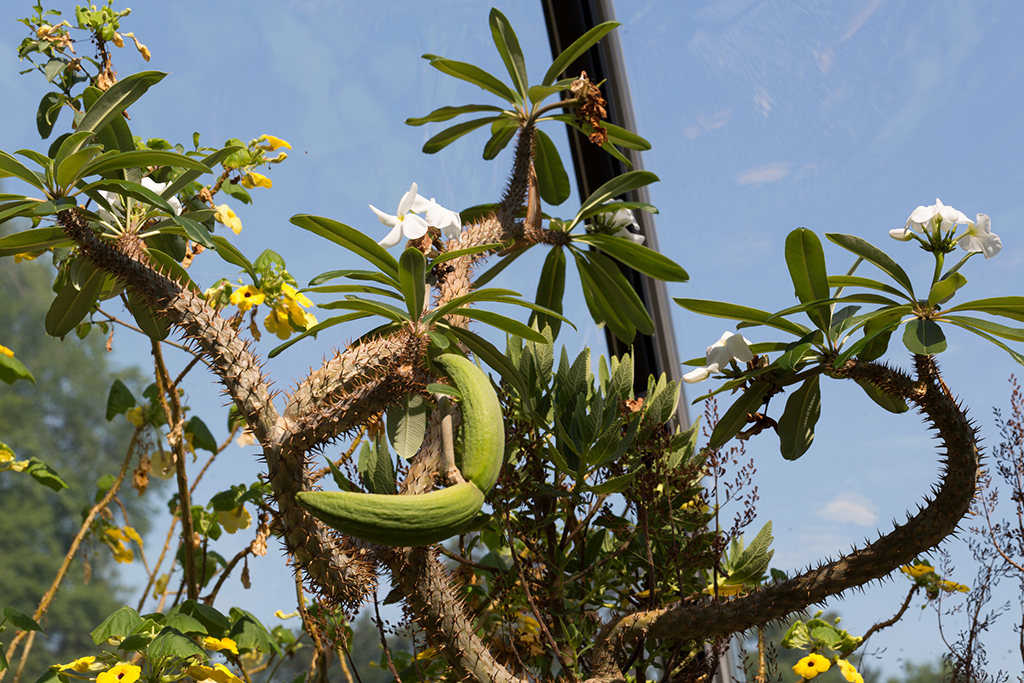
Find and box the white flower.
[904,198,970,236]
[682,331,754,383]
[420,197,462,240]
[370,182,431,248]
[593,208,645,244]
[958,213,1001,258]
[888,227,915,241]
[97,177,182,226]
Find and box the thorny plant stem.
[2,429,140,683]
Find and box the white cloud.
[735,162,791,185]
[818,492,878,527]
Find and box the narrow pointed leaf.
[825,233,914,297]
[268,312,371,358]
[0,150,47,192]
[943,319,1024,367]
[126,290,171,341]
[317,298,411,323]
[573,233,688,282]
[675,298,810,337]
[785,228,831,332]
[56,146,103,188]
[431,243,502,266]
[405,104,505,126]
[45,264,104,337]
[707,382,771,451]
[575,252,636,343]
[80,149,211,177]
[532,247,566,339]
[533,130,570,205]
[943,315,1024,343]
[452,308,549,344]
[483,122,518,160]
[76,71,166,139]
[585,250,654,334]
[441,326,531,409]
[422,116,502,154]
[303,284,402,300]
[489,8,529,101]
[945,296,1024,324]
[473,247,527,287]
[777,374,821,460]
[423,56,518,103]
[828,275,913,301]
[399,247,427,319]
[855,379,908,413]
[927,272,968,307]
[570,171,659,230]
[290,215,399,280]
[160,146,244,200]
[543,21,620,85]
[79,178,175,214]
[423,288,520,325]
[209,235,257,281]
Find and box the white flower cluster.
[890,198,1000,259]
[370,182,461,248]
[682,331,753,383]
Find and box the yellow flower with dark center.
[258,135,291,151]
[219,506,252,534]
[58,656,97,672]
[241,172,272,189]
[214,204,243,234]
[900,563,934,578]
[96,663,141,683]
[792,653,831,679]
[203,636,240,655]
[837,659,864,683]
[230,285,265,313]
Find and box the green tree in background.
[0,252,149,677]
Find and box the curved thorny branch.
[55,117,978,683]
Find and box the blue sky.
[1,0,1022,677]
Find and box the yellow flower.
[792,653,831,679]
[188,663,243,683]
[264,308,293,340]
[241,172,272,189]
[125,406,147,427]
[103,528,135,564]
[219,506,252,534]
[281,283,312,307]
[214,204,243,235]
[111,32,124,48]
[203,636,240,655]
[59,656,97,672]
[258,135,291,151]
[97,663,141,683]
[129,35,151,62]
[150,448,176,480]
[230,285,264,312]
[0,344,13,358]
[938,579,970,593]
[901,563,935,579]
[837,659,863,683]
[13,252,41,263]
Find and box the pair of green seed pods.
[295,354,504,547]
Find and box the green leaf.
[308,269,400,289]
[422,116,502,154]
[426,383,462,400]
[707,382,771,451]
[0,349,34,385]
[36,91,64,139]
[777,374,821,460]
[902,319,947,355]
[210,235,257,281]
[0,200,46,227]
[569,171,660,230]
[482,121,518,160]
[424,56,518,104]
[943,315,1024,343]
[163,613,207,636]
[785,228,831,332]
[945,296,1024,324]
[79,149,211,178]
[79,178,174,214]
[0,227,72,255]
[56,146,104,189]
[387,394,429,461]
[943,318,1024,367]
[588,472,635,495]
[473,247,527,288]
[572,233,688,282]
[604,122,652,151]
[543,21,619,86]
[575,252,635,344]
[674,298,810,337]
[928,272,968,307]
[145,248,198,292]
[290,215,400,281]
[399,247,427,320]
[303,284,402,300]
[452,308,549,344]
[229,609,281,656]
[160,146,244,200]
[406,104,506,126]
[0,150,47,192]
[528,82,571,105]
[77,71,166,140]
[827,275,913,301]
[4,607,44,633]
[126,290,171,341]
[825,233,915,298]
[148,627,206,661]
[175,601,231,636]
[855,379,909,413]
[583,250,654,335]
[430,243,502,267]
[533,129,571,205]
[423,287,520,325]
[91,606,142,644]
[45,263,104,337]
[532,247,566,340]
[358,438,396,495]
[185,417,218,454]
[105,379,136,420]
[317,298,411,323]
[324,455,359,493]
[489,8,529,101]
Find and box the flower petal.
[370,204,399,227]
[378,224,404,248]
[400,213,429,240]
[682,367,711,383]
[397,183,419,215]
